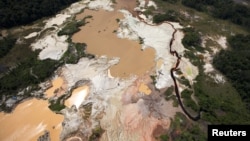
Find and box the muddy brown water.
[0,99,63,141]
[72,1,156,78]
[45,77,64,98]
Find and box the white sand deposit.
[171,30,186,55]
[179,57,199,81]
[65,86,89,109]
[60,56,121,88]
[31,34,68,60]
[31,0,115,60]
[88,0,114,11]
[202,44,226,83]
[135,0,157,12]
[116,10,199,89]
[44,14,71,29]
[58,56,135,139]
[24,32,38,39]
[57,51,179,140]
[216,36,227,49]
[148,0,158,9]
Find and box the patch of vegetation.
[164,86,174,100]
[89,125,105,141]
[159,112,206,141]
[159,134,169,141]
[194,70,250,124]
[153,10,179,23]
[0,51,60,96]
[82,103,92,119]
[0,0,80,28]
[62,41,94,64]
[177,76,191,88]
[213,34,250,111]
[171,95,179,107]
[181,89,199,112]
[150,75,157,85]
[163,87,178,107]
[182,28,200,47]
[183,51,203,67]
[58,21,82,36]
[48,95,66,112]
[143,5,156,16]
[139,36,144,44]
[111,0,117,4]
[182,28,204,53]
[0,36,16,58]
[58,16,92,36]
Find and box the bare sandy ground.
[65,86,89,108]
[0,99,63,141]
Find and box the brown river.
[0,0,156,140]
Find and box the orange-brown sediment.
[0,99,63,141]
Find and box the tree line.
[181,0,250,31]
[0,36,16,58]
[213,34,250,111]
[0,0,79,28]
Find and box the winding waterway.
[168,23,201,121]
[135,9,201,120]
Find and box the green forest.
[181,0,250,31]
[0,36,16,58]
[213,34,250,111]
[0,0,79,28]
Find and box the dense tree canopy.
[181,0,250,31]
[153,10,179,23]
[0,0,79,28]
[213,34,250,110]
[0,36,16,58]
